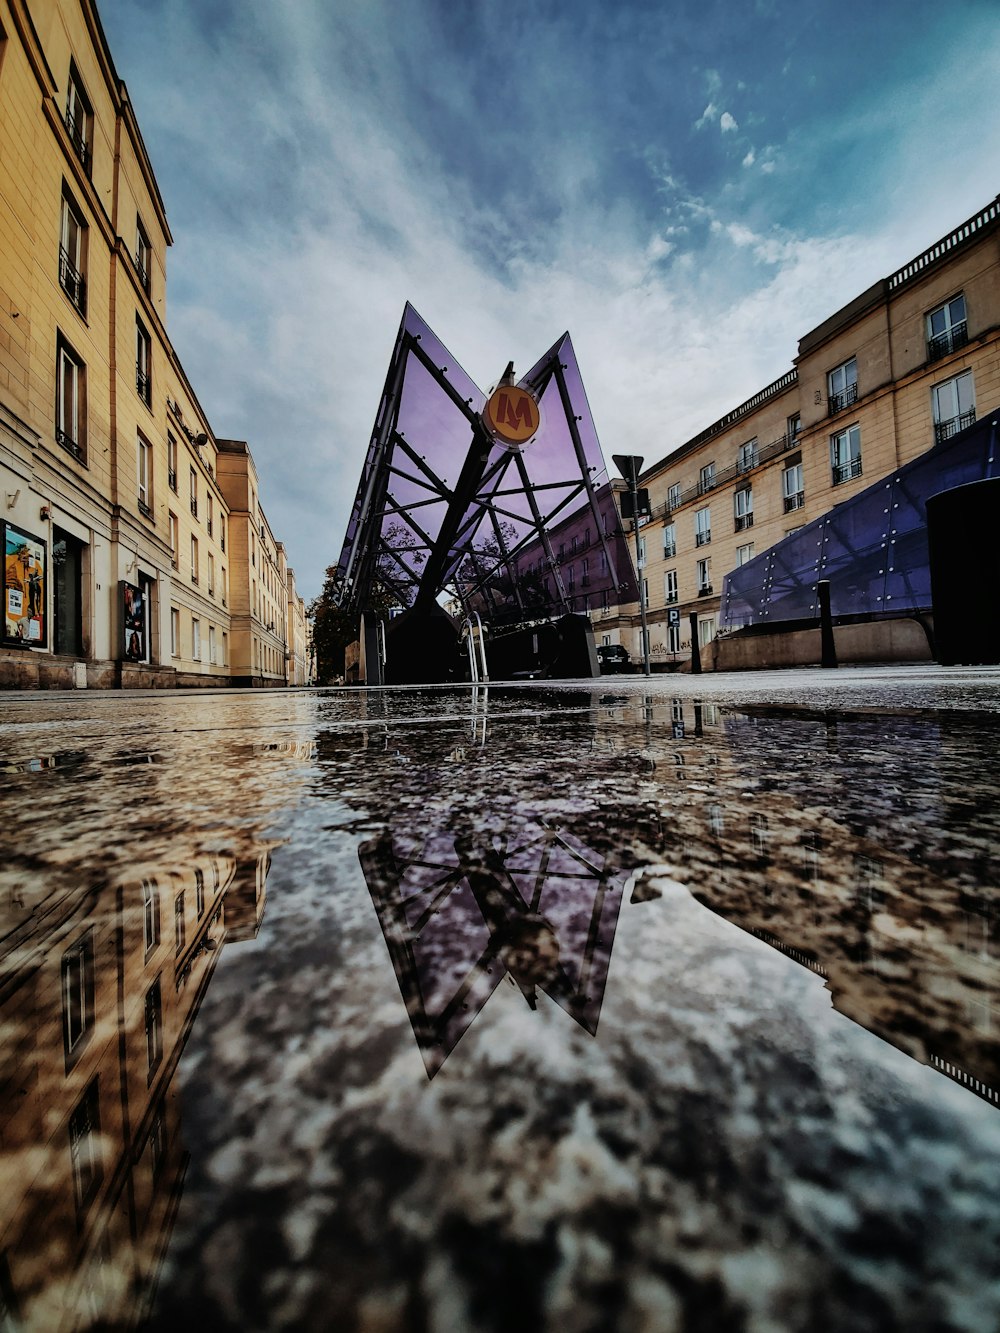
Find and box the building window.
[827,357,858,415]
[830,425,862,485]
[170,607,179,657]
[734,486,753,532]
[222,631,228,665]
[137,434,152,517]
[149,1106,167,1179]
[932,370,975,444]
[581,556,590,587]
[62,932,95,1062]
[221,566,227,607]
[136,217,151,293]
[167,433,178,491]
[174,893,185,954]
[56,334,86,460]
[787,413,801,447]
[694,506,711,547]
[195,868,205,916]
[189,468,198,518]
[144,978,162,1076]
[697,557,711,595]
[168,512,178,568]
[136,317,152,405]
[698,616,716,648]
[209,625,217,665]
[59,189,87,315]
[667,623,681,654]
[927,294,967,362]
[662,523,676,558]
[699,462,716,494]
[664,569,678,604]
[142,880,160,956]
[64,64,92,173]
[782,462,805,511]
[220,515,226,553]
[191,617,200,660]
[190,535,199,584]
[736,542,755,566]
[666,482,681,511]
[208,553,215,597]
[737,438,758,473]
[206,494,213,538]
[68,1079,102,1212]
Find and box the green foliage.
[308,566,397,683]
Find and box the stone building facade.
[0,0,306,688]
[602,195,1000,667]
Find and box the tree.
[308,565,398,683]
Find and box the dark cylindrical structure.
[817,579,837,669]
[927,478,1000,665]
[689,612,701,674]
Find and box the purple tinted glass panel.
[722,411,998,628]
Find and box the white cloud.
[742,149,756,167]
[720,111,739,133]
[695,102,718,129]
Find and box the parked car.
[596,644,631,673]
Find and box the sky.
[96,0,1000,602]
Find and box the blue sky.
[98,0,1000,600]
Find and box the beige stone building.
[606,195,1000,667]
[0,0,302,688]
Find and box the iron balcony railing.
[832,456,863,485]
[56,428,82,460]
[136,367,151,404]
[734,513,754,532]
[650,428,801,521]
[168,468,178,491]
[927,322,968,363]
[136,256,149,291]
[934,409,976,445]
[138,499,152,519]
[828,381,859,416]
[190,499,198,518]
[695,530,711,547]
[64,110,89,170]
[59,247,86,314]
[783,491,805,513]
[698,584,714,597]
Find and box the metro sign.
[483,384,540,449]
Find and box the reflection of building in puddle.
[622,702,1000,1107]
[0,843,274,1330]
[361,822,628,1078]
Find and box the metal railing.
[64,110,89,170]
[927,322,968,363]
[56,428,82,460]
[783,491,805,513]
[934,409,976,445]
[650,428,801,520]
[828,381,858,416]
[888,197,1000,290]
[59,247,86,313]
[832,456,863,485]
[136,367,151,404]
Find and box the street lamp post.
[613,454,651,677]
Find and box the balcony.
[666,592,678,604]
[927,321,968,363]
[698,584,714,597]
[734,511,753,533]
[136,256,149,292]
[190,499,199,518]
[663,543,676,558]
[828,381,858,416]
[832,456,863,486]
[783,491,805,513]
[138,499,153,520]
[136,367,151,405]
[695,530,711,547]
[64,110,89,171]
[168,469,178,491]
[934,409,976,445]
[59,247,86,315]
[56,429,83,461]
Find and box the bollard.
[689,612,701,674]
[817,580,837,669]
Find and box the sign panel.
[4,522,47,647]
[667,608,681,628]
[122,580,148,662]
[483,385,540,449]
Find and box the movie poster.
[4,522,47,648]
[122,580,147,662]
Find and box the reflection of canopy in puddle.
[360,822,627,1078]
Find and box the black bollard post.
[689,612,701,674]
[817,579,837,668]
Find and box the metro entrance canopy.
[333,305,638,682]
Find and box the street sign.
[667,608,680,627]
[612,454,644,487]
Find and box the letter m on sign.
[499,393,532,429]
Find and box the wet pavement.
[1,664,999,1332]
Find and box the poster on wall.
[122,580,147,662]
[4,522,47,648]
